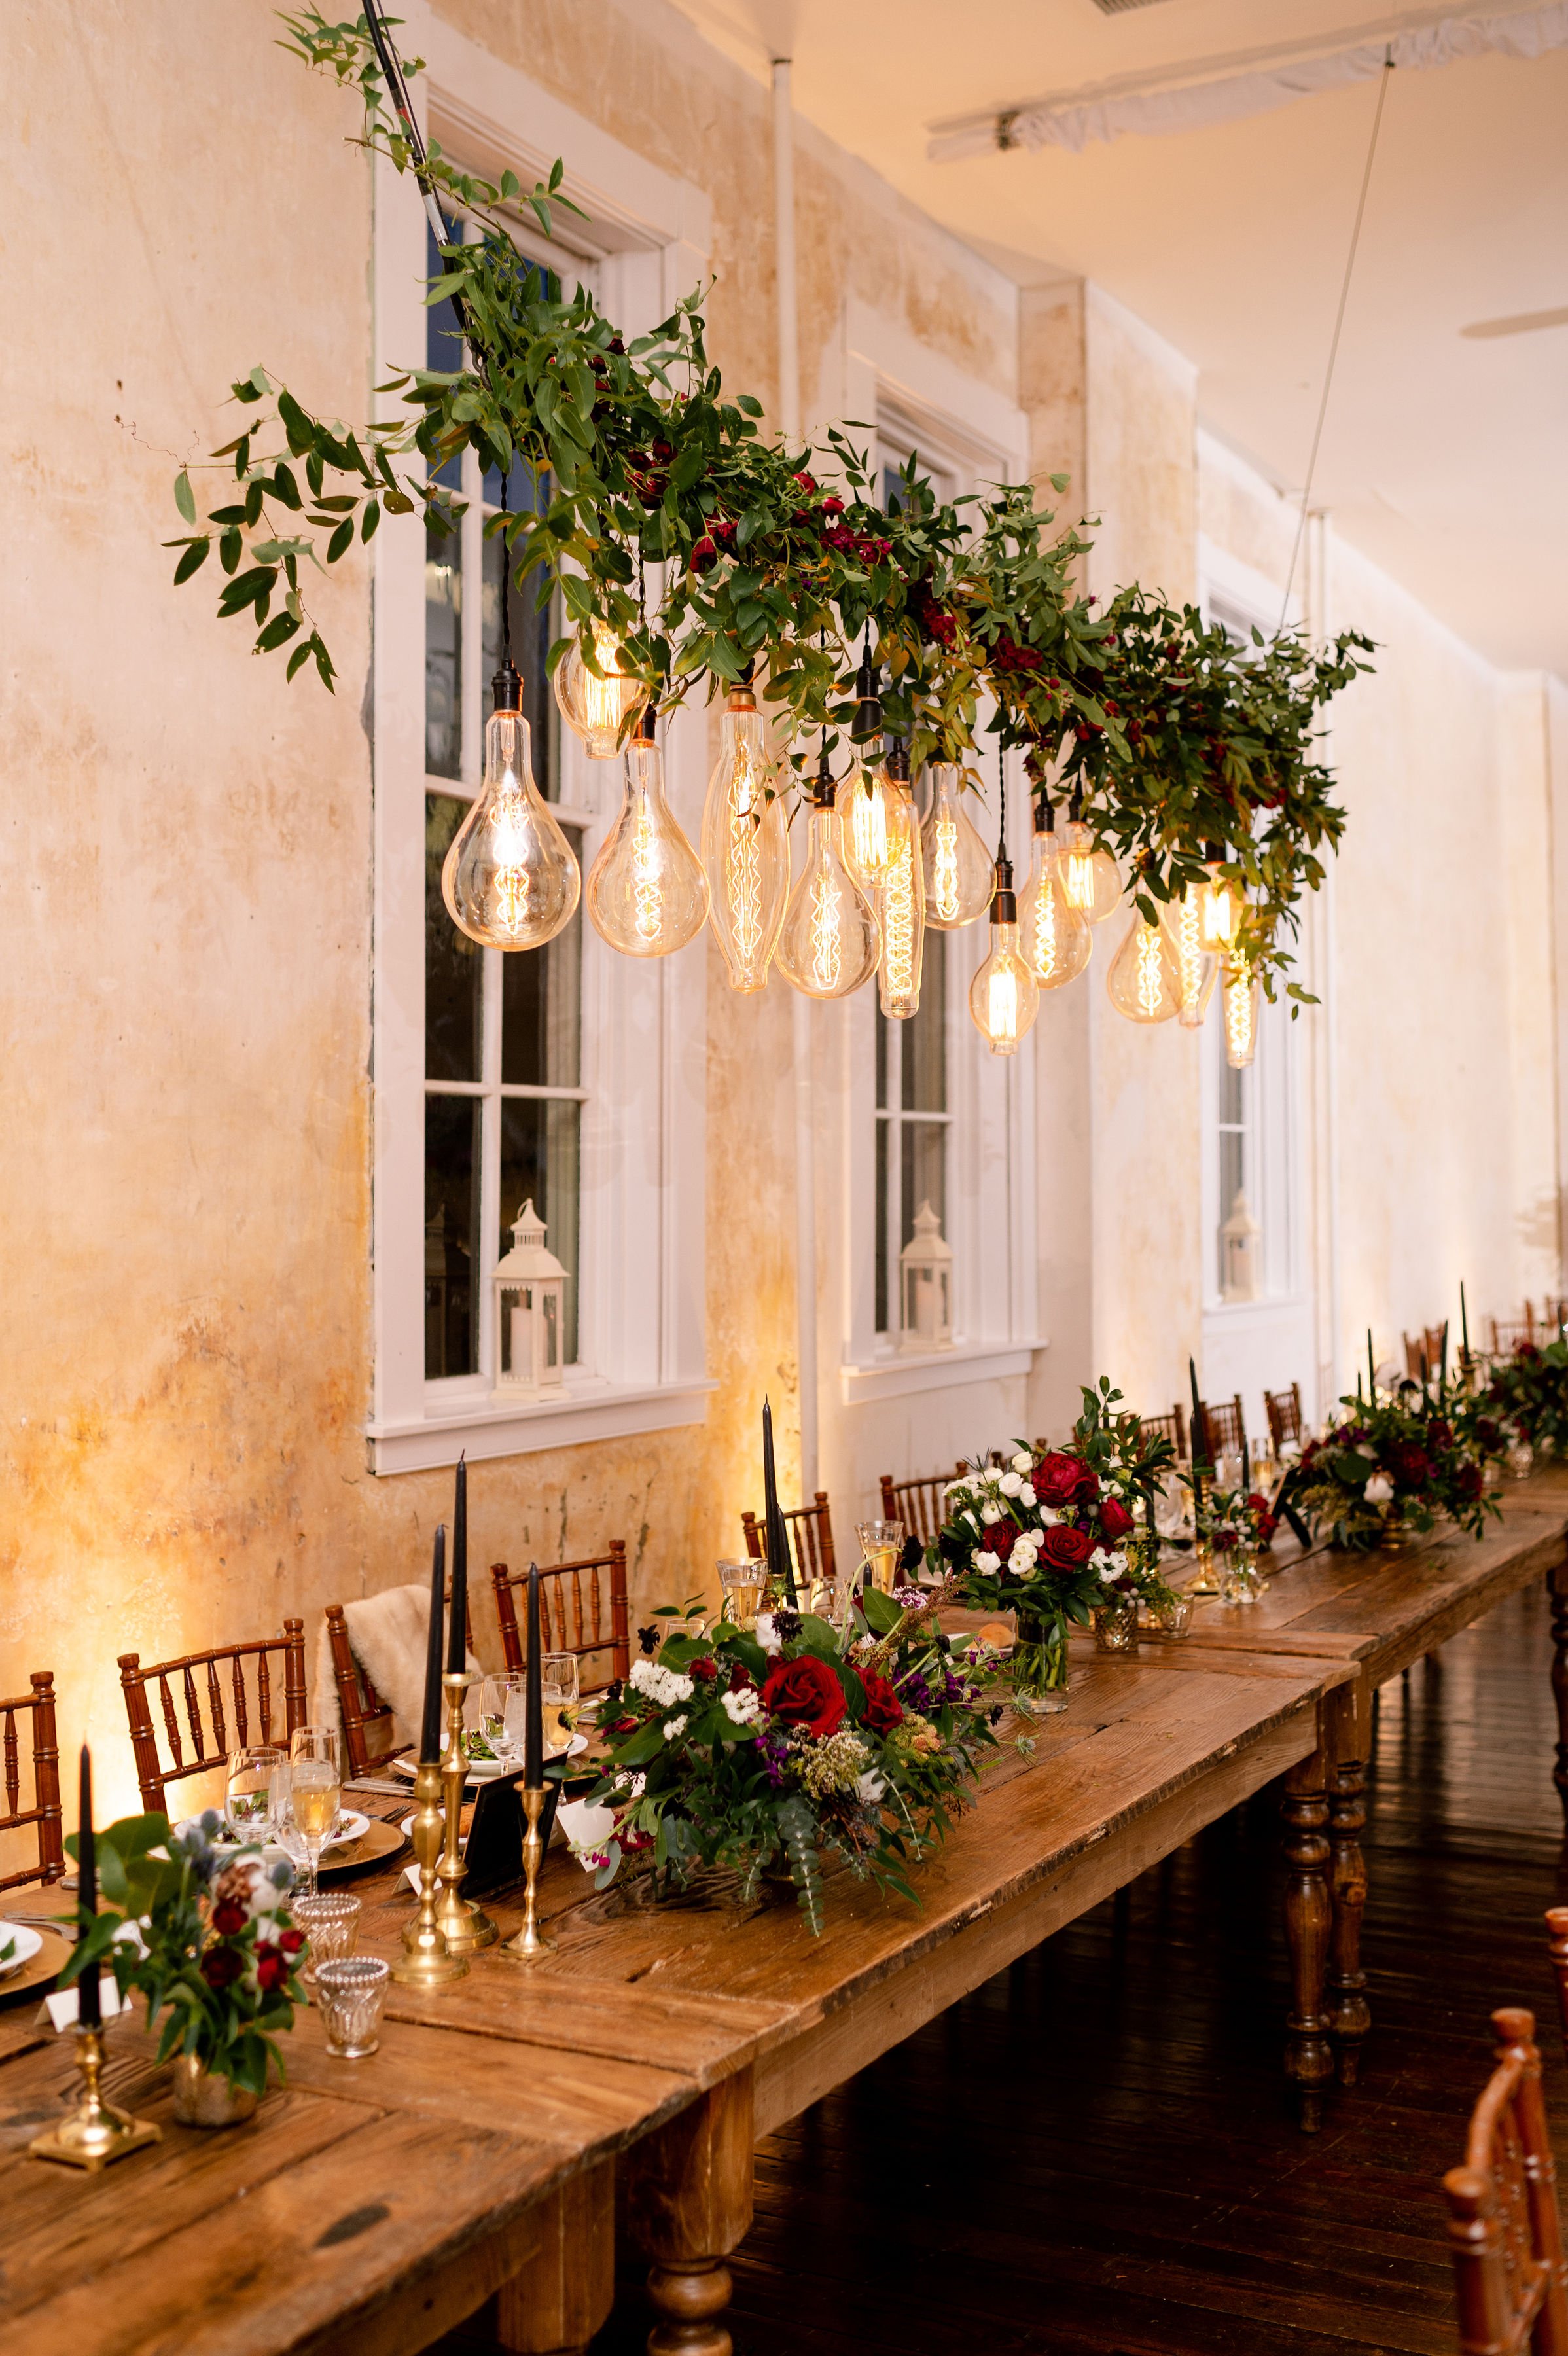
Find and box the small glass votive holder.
[315,1955,389,2058]
[1157,1596,1194,1640]
[292,1891,361,1987]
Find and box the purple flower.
[901,1671,934,1713]
[757,1732,791,1791]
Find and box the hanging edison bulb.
[1106,903,1181,1024]
[1018,805,1092,991]
[836,757,901,890]
[553,620,650,757]
[699,673,789,993]
[876,741,925,1020]
[969,856,1040,1056]
[1060,794,1122,925]
[920,764,995,929]
[1159,885,1219,1029]
[777,747,881,999]
[1222,959,1260,1069]
[444,659,581,950]
[584,704,709,957]
[1198,846,1241,953]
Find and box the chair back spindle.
[0,1672,65,1892]
[1138,1406,1188,1459]
[118,1624,307,1815]
[1195,1394,1247,1463]
[1442,2006,1568,2356]
[491,1544,630,1696]
[741,1492,839,1595]
[878,1465,970,1546]
[1265,1383,1304,1453]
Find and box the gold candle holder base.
[501,1785,556,1962]
[435,1671,499,1954]
[30,2024,160,2171]
[391,1755,468,1988]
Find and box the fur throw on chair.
[311,1583,481,1749]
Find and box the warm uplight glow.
[777,805,881,999]
[877,783,925,1019]
[919,765,993,929]
[443,688,580,950]
[1061,819,1122,923]
[585,726,709,957]
[1223,959,1260,1068]
[1106,908,1180,1024]
[700,687,788,992]
[1019,824,1091,990]
[553,621,650,757]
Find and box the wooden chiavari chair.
[1490,1307,1540,1356]
[1138,1406,1188,1459]
[118,1624,308,1817]
[741,1492,839,1594]
[1195,1394,1247,1463]
[491,1544,630,1699]
[1404,1323,1450,1380]
[1442,2005,1568,2355]
[0,1671,65,1891]
[1265,1383,1304,1454]
[323,1606,399,1778]
[880,1463,969,1545]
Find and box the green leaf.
[174,470,196,524]
[361,499,380,543]
[286,641,313,682]
[173,538,211,584]
[255,612,300,652]
[326,519,354,563]
[859,1586,903,1635]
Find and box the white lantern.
[492,1200,569,1399]
[899,1200,954,1353]
[1221,1189,1261,1305]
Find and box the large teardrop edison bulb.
[919,764,995,929]
[1018,823,1091,991]
[1060,817,1122,925]
[968,861,1039,1056]
[1106,908,1181,1024]
[443,664,580,950]
[553,620,650,758]
[585,713,709,957]
[776,804,881,999]
[836,757,899,891]
[699,681,789,993]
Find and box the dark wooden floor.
[584,1579,1568,2356]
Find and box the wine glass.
[226,1744,284,1842]
[541,1654,580,1755]
[717,1558,769,1628]
[855,1520,905,1596]
[500,1674,532,1764]
[285,1726,342,1897]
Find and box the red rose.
[1031,1452,1084,1508]
[200,1944,244,1991]
[689,535,717,574]
[690,1657,719,1683]
[1099,1498,1134,1541]
[1455,1461,1483,1501]
[278,1927,306,1955]
[859,1670,904,1735]
[1039,1524,1094,1571]
[820,495,845,517]
[1427,1419,1454,1452]
[1388,1442,1432,1491]
[762,1655,846,1739]
[256,1948,289,1994]
[209,1901,247,1937]
[727,1663,753,1693]
[793,470,818,493]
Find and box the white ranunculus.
[1364,1473,1394,1505]
[999,1471,1024,1498]
[1008,1541,1035,1571]
[980,1500,1004,1524]
[1037,1506,1061,1527]
[1012,1452,1033,1475]
[974,1549,1001,1575]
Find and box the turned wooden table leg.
[490,2158,616,2355]
[625,2070,753,2356]
[1550,1556,1568,1824]
[1281,1745,1335,2133]
[1326,1681,1371,2088]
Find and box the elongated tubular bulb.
[776,774,881,1000]
[1199,849,1239,952]
[1105,906,1181,1024]
[553,620,650,757]
[585,708,709,957]
[876,751,925,1019]
[1160,887,1219,1028]
[698,679,789,993]
[968,857,1039,1056]
[1061,814,1122,923]
[1222,959,1260,1068]
[443,661,580,950]
[835,757,899,889]
[1018,815,1091,991]
[919,764,995,930]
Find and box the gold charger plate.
[317,1817,407,1878]
[0,1919,73,2006]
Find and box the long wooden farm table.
[1169,1490,1568,2101]
[0,1645,1351,2356]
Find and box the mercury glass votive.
[293,1891,361,1986]
[315,1955,390,2058]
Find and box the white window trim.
[367,14,714,1473]
[830,302,1043,1402]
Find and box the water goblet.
[500,1674,532,1764]
[541,1654,580,1757]
[285,1725,342,1897]
[226,1744,284,1842]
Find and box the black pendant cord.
[499,473,512,671]
[996,740,1007,863]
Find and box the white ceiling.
[666,0,1568,677]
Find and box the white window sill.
[366,1378,717,1475]
[838,1339,1045,1406]
[1202,1293,1308,1324]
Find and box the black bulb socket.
[992,856,1017,927]
[633,700,658,743]
[885,736,910,783]
[491,660,522,715]
[851,649,882,742]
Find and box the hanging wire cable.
[1279,49,1394,628]
[997,738,1007,860]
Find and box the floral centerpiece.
[563,1586,1005,1935]
[1287,1391,1497,1552]
[1474,1338,1568,1467]
[62,1812,306,2119]
[929,1382,1175,1705]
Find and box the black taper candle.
[420,1526,446,1762]
[1461,1281,1470,1357]
[525,1563,543,1786]
[762,1395,797,1604]
[1188,1356,1205,1467]
[1367,1329,1376,1399]
[77,1745,99,2027]
[1242,1436,1251,1496]
[1441,1323,1450,1396]
[448,1455,467,1673]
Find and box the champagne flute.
[287,1726,342,1897]
[855,1520,905,1597]
[717,1558,768,1628]
[541,1654,580,1755]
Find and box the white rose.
[1037,1506,1061,1527]
[999,1471,1024,1498]
[662,1715,688,1740]
[1012,1452,1034,1475]
[1364,1473,1394,1504]
[974,1549,1001,1575]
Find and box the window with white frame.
[874,935,950,1333]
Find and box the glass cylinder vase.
[1010,1610,1071,1715]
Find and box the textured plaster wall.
[0,0,1024,1828]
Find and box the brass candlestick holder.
[435,1670,498,1954]
[30,2022,160,2171]
[391,1755,468,1986]
[501,1784,556,1961]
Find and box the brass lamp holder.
[501,1784,556,1962]
[435,1670,498,1954]
[30,2022,160,2171]
[391,1754,468,1987]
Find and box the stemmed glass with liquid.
[541,1654,580,1755]
[855,1520,905,1597]
[283,1726,342,1897]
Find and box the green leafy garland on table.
[158,5,1374,1001]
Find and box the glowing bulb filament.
[931,812,961,923]
[1225,964,1256,1065]
[1064,851,1094,912]
[808,865,842,991]
[726,743,764,976]
[987,964,1020,1046]
[1177,894,1203,1010]
[1136,923,1165,1019]
[1203,873,1237,949]
[849,778,890,879]
[584,625,624,738]
[632,800,661,943]
[882,836,918,1003]
[1032,877,1059,980]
